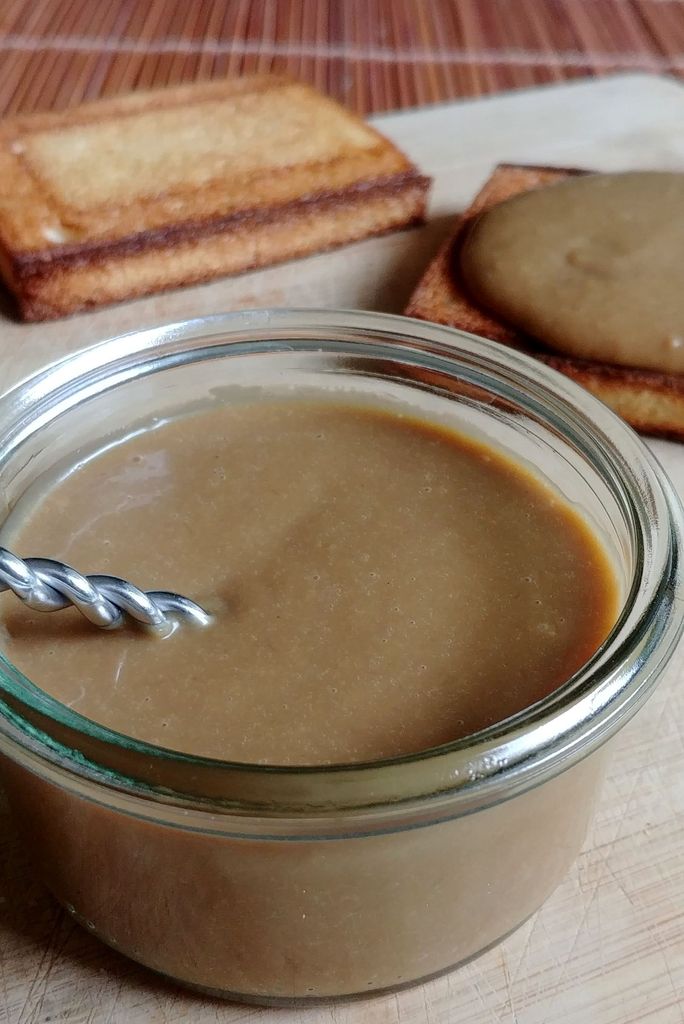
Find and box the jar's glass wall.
[0,743,610,1003]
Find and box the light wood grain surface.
[1,74,684,1024]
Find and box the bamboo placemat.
[0,0,683,117]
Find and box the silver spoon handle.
[0,547,211,631]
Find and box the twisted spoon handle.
[0,547,211,632]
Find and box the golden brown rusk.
[406,166,684,439]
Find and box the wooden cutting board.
[1,73,684,1024]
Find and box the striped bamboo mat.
[0,0,683,117]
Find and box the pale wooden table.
[1,74,684,1023]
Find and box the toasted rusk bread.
[405,163,684,440]
[0,75,430,321]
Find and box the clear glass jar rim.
[0,309,681,821]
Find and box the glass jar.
[0,309,681,1005]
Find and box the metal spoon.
[0,546,211,632]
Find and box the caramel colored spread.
[460,171,684,374]
[1,400,618,766]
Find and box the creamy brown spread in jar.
[0,398,618,766]
[460,171,684,374]
[5,298,674,1004]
